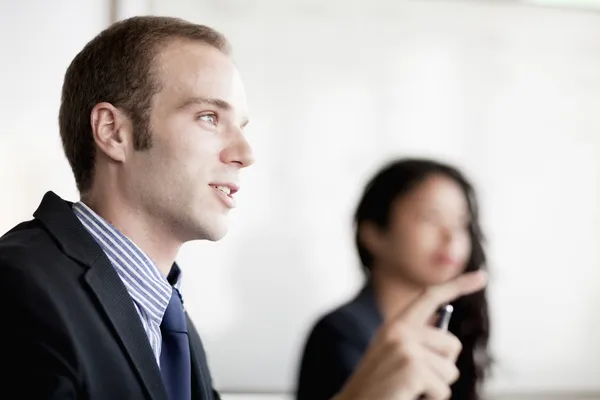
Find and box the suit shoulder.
[307,286,382,347]
[1,218,48,250]
[0,220,79,324]
[0,218,63,276]
[307,298,362,340]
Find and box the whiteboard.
[2,0,600,395]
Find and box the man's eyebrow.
[177,96,232,111]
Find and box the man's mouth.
[209,183,239,208]
[210,183,238,196]
[214,185,232,196]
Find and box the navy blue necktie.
[160,287,191,400]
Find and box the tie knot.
[174,287,184,307]
[161,288,188,333]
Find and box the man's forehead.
[157,42,234,87]
[155,41,249,115]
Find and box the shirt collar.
[72,201,177,325]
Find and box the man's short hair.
[58,16,230,193]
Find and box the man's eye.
[199,113,217,125]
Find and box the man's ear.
[90,102,132,163]
[359,221,385,256]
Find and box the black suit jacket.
[0,191,220,400]
[295,283,382,400]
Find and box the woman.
[296,158,492,400]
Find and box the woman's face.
[375,174,472,286]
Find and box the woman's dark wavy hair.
[354,157,492,400]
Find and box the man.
[0,16,487,400]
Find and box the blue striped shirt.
[73,201,177,365]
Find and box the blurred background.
[1,0,600,399]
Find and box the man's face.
[125,39,253,242]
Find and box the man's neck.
[371,266,425,322]
[80,192,180,277]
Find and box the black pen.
[417,304,454,400]
[436,304,453,330]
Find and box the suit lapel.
[85,260,168,400]
[34,191,168,400]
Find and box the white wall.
[0,0,108,224]
[2,0,600,397]
[149,0,600,395]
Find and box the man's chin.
[179,217,230,243]
[197,221,230,242]
[204,229,228,242]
